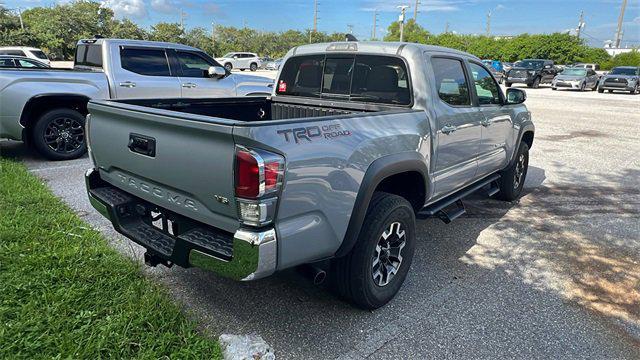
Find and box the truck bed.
[112,96,405,122]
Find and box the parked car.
[551,67,599,91]
[597,66,640,94]
[214,52,262,72]
[502,62,514,73]
[481,59,504,84]
[265,58,283,71]
[0,38,274,160]
[85,41,534,309]
[573,63,600,71]
[0,46,51,66]
[0,55,50,68]
[505,59,558,88]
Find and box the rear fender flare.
[335,152,428,257]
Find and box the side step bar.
[417,174,501,223]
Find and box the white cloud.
[101,0,146,18]
[150,0,176,14]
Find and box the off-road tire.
[333,192,416,310]
[495,142,529,201]
[250,63,258,71]
[531,77,541,89]
[32,108,87,161]
[224,63,233,71]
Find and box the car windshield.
[562,68,587,76]
[30,50,48,60]
[515,60,544,69]
[222,53,234,58]
[610,67,637,76]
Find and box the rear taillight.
[235,146,284,226]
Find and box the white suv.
[0,47,50,66]
[214,52,261,72]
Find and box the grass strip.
[0,158,221,359]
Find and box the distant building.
[603,40,637,56]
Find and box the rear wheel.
[333,192,416,310]
[531,77,541,89]
[32,108,86,161]
[250,63,258,71]
[598,88,604,93]
[608,89,613,93]
[495,142,529,201]
[552,87,557,91]
[224,63,233,71]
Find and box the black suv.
[505,59,558,88]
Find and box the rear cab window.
[75,44,103,68]
[431,57,471,106]
[276,54,412,106]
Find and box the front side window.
[431,57,471,106]
[17,59,44,68]
[121,48,170,76]
[469,62,501,105]
[276,54,411,105]
[176,51,213,77]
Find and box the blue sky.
[6,0,640,47]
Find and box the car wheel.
[224,63,233,71]
[495,142,529,202]
[580,82,586,92]
[333,192,416,310]
[505,82,512,88]
[32,108,87,161]
[608,90,613,93]
[532,77,541,89]
[250,63,258,71]
[598,88,604,93]
[552,87,557,91]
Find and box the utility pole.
[372,9,378,39]
[576,10,584,40]
[313,0,318,32]
[398,5,409,42]
[615,0,627,48]
[347,24,354,34]
[180,9,187,31]
[211,22,215,48]
[16,7,24,30]
[413,0,420,20]
[445,22,449,34]
[486,10,491,36]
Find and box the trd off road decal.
[277,124,352,144]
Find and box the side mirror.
[208,66,227,79]
[505,88,526,105]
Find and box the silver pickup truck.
[85,42,535,309]
[0,38,273,160]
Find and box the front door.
[173,50,237,98]
[430,56,481,199]
[113,47,181,99]
[468,61,513,177]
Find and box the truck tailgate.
[87,101,239,233]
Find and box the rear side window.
[277,54,411,105]
[431,57,471,106]
[121,48,171,76]
[0,50,26,56]
[30,50,48,60]
[0,58,15,67]
[75,44,102,68]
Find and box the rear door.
[468,61,512,177]
[429,55,481,198]
[172,50,237,98]
[112,47,181,99]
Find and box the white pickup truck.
[0,38,273,160]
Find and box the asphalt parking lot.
[2,85,639,359]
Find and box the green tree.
[150,22,184,43]
[602,50,640,70]
[384,19,429,43]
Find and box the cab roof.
[288,41,478,60]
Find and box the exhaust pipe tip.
[298,264,327,285]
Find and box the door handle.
[441,125,457,134]
[119,81,136,88]
[181,83,197,88]
[480,119,491,127]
